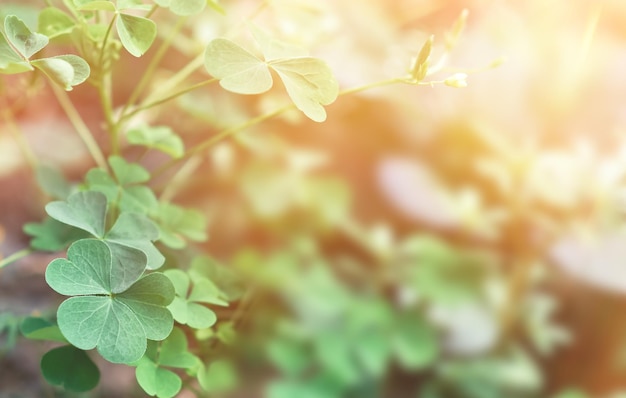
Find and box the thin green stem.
[120,78,217,123]
[98,72,119,154]
[152,104,290,179]
[338,77,405,96]
[142,53,205,105]
[97,14,118,69]
[50,83,108,170]
[0,248,33,269]
[120,16,187,119]
[145,4,159,19]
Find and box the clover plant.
[0,1,521,397]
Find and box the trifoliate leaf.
[45,191,107,237]
[31,55,90,90]
[41,345,100,392]
[204,38,272,95]
[127,125,184,158]
[153,202,207,249]
[38,7,76,38]
[269,57,338,122]
[156,327,200,369]
[116,13,156,57]
[110,155,150,185]
[164,269,219,329]
[85,157,158,213]
[0,32,32,73]
[4,15,48,59]
[46,240,174,364]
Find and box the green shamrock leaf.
[0,31,32,73]
[116,13,156,57]
[31,54,90,91]
[152,202,207,249]
[4,15,48,59]
[86,156,158,213]
[135,327,200,398]
[127,125,185,159]
[46,190,164,269]
[204,34,338,122]
[164,269,225,329]
[24,217,89,252]
[38,7,76,38]
[41,345,100,392]
[20,316,67,343]
[154,0,206,16]
[197,359,238,394]
[45,239,174,364]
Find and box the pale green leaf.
[38,7,76,38]
[109,155,150,185]
[204,38,272,95]
[0,32,32,73]
[250,25,308,61]
[269,57,338,122]
[136,361,181,398]
[157,327,200,368]
[4,15,48,59]
[32,55,90,90]
[127,125,184,158]
[117,0,152,10]
[35,164,71,199]
[76,1,117,11]
[116,13,156,57]
[154,202,207,249]
[45,191,107,237]
[169,0,206,16]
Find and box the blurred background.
[2,0,626,397]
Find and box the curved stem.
[0,248,33,269]
[152,104,290,179]
[50,83,108,170]
[120,16,187,119]
[97,14,118,69]
[120,78,217,123]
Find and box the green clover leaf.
[164,269,222,329]
[116,13,156,57]
[46,190,164,269]
[127,125,185,159]
[4,15,48,59]
[135,327,200,398]
[31,54,90,91]
[41,345,100,392]
[204,37,338,122]
[204,38,273,95]
[154,0,206,16]
[152,202,207,249]
[86,156,158,213]
[0,31,32,73]
[45,239,175,364]
[38,7,76,38]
